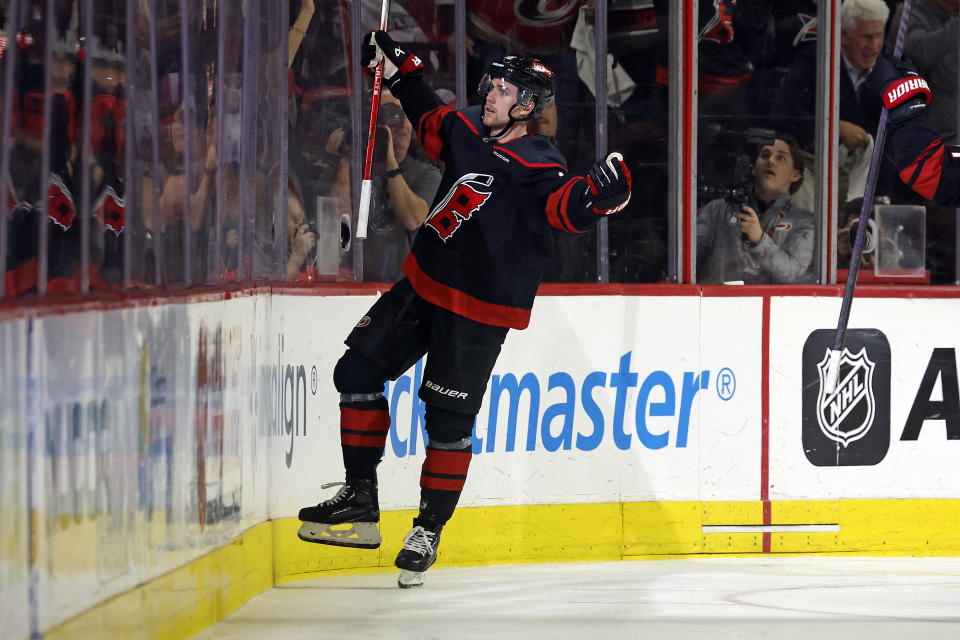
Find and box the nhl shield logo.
[815,347,875,447]
[802,329,890,466]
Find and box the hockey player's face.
[752,139,801,201]
[482,78,521,129]
[841,19,885,74]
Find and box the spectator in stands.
[773,0,888,154]
[435,0,584,93]
[363,89,441,283]
[886,0,958,144]
[697,134,815,284]
[772,0,896,211]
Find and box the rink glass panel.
[88,0,128,288]
[695,0,824,285]
[125,0,158,287]
[5,0,51,295]
[600,0,671,284]
[248,0,287,282]
[0,0,9,297]
[2,0,959,297]
[215,0,245,283]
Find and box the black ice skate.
[297,478,381,548]
[394,520,444,588]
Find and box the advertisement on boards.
[25,297,267,631]
[269,294,761,514]
[0,319,29,640]
[771,297,960,500]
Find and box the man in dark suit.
[772,0,889,153]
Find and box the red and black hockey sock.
[417,437,472,526]
[339,393,390,480]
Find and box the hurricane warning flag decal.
[815,347,876,447]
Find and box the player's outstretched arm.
[865,52,960,207]
[361,30,448,162]
[544,153,632,233]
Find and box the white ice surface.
[193,556,960,639]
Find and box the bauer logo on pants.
[801,329,891,466]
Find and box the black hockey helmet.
[478,56,556,120]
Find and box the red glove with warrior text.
[587,152,632,215]
[865,52,931,125]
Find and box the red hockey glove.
[361,30,424,89]
[865,52,931,125]
[586,152,632,215]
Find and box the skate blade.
[397,569,425,588]
[297,521,381,549]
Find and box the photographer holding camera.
[363,89,442,283]
[696,133,815,284]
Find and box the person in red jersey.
[297,30,631,588]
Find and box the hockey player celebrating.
[297,30,631,588]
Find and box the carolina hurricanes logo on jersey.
[514,0,582,27]
[425,173,494,242]
[94,185,126,235]
[700,0,737,44]
[47,173,76,230]
[793,13,818,47]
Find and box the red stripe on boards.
[761,295,771,553]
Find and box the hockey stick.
[824,0,914,393]
[356,0,392,239]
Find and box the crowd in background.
[2,0,958,298]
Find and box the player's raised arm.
[865,52,960,207]
[361,30,450,163]
[544,152,633,233]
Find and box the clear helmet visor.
[477,75,535,115]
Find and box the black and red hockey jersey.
[390,77,607,330]
[886,111,960,208]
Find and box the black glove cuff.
[889,97,928,125]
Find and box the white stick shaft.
[823,349,842,394]
[356,179,372,239]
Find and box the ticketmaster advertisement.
[267,294,763,515]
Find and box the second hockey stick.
[356,0,392,239]
[824,0,914,393]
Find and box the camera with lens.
[698,126,776,209]
[299,93,352,166]
[378,103,405,128]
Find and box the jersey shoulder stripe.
[495,134,568,171]
[493,144,566,171]
[456,110,481,135]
